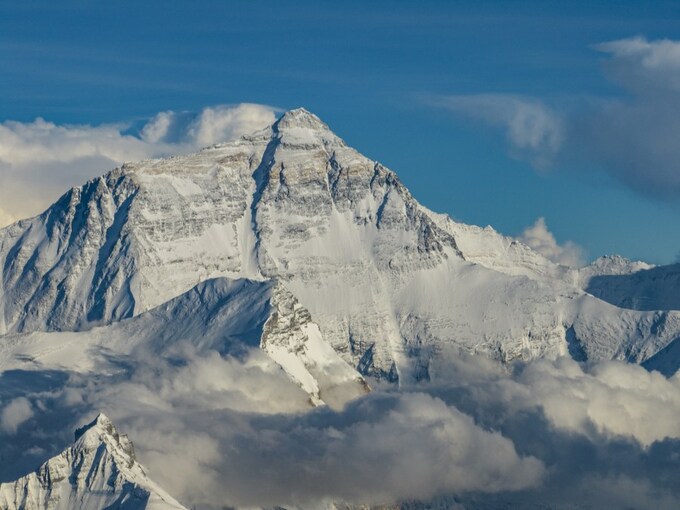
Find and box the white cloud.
[517,217,585,267]
[428,353,680,448]
[578,37,680,199]
[89,348,545,507]
[3,347,680,508]
[421,353,680,509]
[124,347,313,415]
[121,392,544,508]
[433,94,564,169]
[596,36,680,67]
[140,111,176,144]
[0,346,544,508]
[514,357,680,447]
[0,118,150,166]
[434,37,680,201]
[0,397,33,435]
[187,104,277,147]
[595,36,680,93]
[0,103,277,228]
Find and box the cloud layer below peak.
[2,343,679,509]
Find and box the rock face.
[0,277,369,408]
[0,414,187,510]
[2,108,680,382]
[261,282,371,407]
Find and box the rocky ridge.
[0,414,187,510]
[1,108,679,383]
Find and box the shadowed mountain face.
[2,108,680,384]
[586,263,680,311]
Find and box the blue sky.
[2,0,680,264]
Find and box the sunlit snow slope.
[0,277,368,408]
[1,108,679,382]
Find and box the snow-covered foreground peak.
[0,414,187,510]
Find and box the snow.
[2,108,679,381]
[0,414,187,510]
[0,277,367,407]
[1,107,680,509]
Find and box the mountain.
[2,108,680,383]
[0,414,187,510]
[0,277,368,408]
[1,107,680,510]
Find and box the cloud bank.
[1,343,679,509]
[0,103,277,227]
[427,353,680,447]
[425,354,680,510]
[436,37,680,201]
[0,344,544,508]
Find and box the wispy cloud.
[595,36,680,93]
[0,397,33,435]
[518,217,585,267]
[580,37,680,199]
[0,103,277,227]
[2,346,679,509]
[431,94,564,169]
[432,37,680,202]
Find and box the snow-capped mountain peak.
[239,106,344,151]
[275,107,332,132]
[74,413,130,453]
[0,414,187,510]
[1,106,680,510]
[1,108,680,384]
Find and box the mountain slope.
[0,414,186,510]
[1,108,680,381]
[0,277,368,408]
[584,262,680,311]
